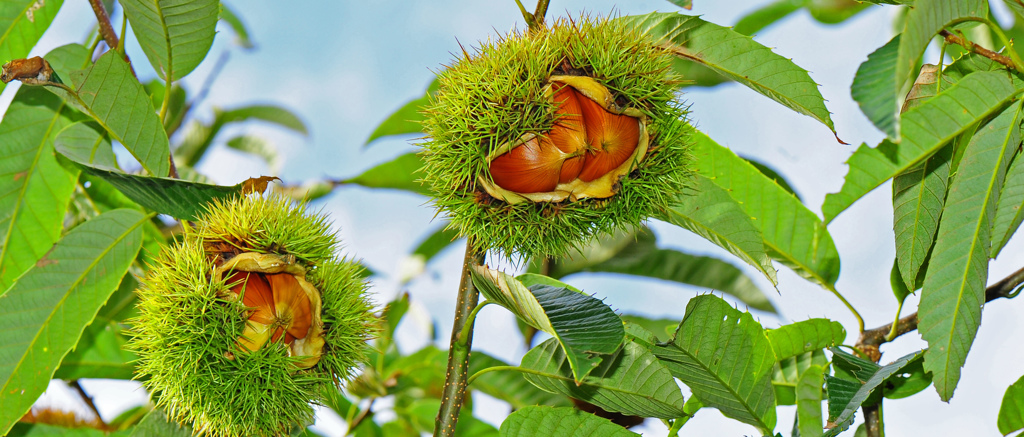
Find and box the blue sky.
[23,1,1024,435]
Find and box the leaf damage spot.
[26,0,44,22]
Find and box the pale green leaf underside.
[654,295,777,432]
[620,12,837,134]
[823,71,1019,222]
[0,88,78,292]
[0,0,64,97]
[920,102,1022,401]
[499,406,639,437]
[766,318,846,361]
[68,51,172,177]
[692,130,840,289]
[121,0,219,81]
[773,349,828,406]
[659,174,777,287]
[0,209,146,435]
[998,373,1024,435]
[218,105,308,135]
[894,0,987,104]
[521,338,686,419]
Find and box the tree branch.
[855,266,1024,437]
[939,29,1016,70]
[857,265,1024,350]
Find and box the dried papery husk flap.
[215,252,324,369]
[480,75,649,204]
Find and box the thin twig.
[434,241,486,437]
[87,0,119,52]
[855,266,1024,437]
[347,398,376,433]
[939,29,1016,70]
[857,265,1024,350]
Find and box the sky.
[21,0,1024,436]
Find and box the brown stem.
[434,241,486,437]
[856,266,1024,437]
[88,0,119,52]
[857,265,1024,350]
[939,29,1016,70]
[863,403,884,437]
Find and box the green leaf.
[830,348,881,383]
[881,354,932,400]
[0,0,64,96]
[121,0,219,81]
[920,102,1023,401]
[894,0,988,103]
[733,0,803,36]
[620,316,677,342]
[744,157,801,201]
[691,130,840,289]
[823,71,1019,222]
[892,62,951,291]
[773,350,828,406]
[991,149,1024,257]
[54,314,137,380]
[499,406,640,437]
[521,336,686,419]
[665,0,692,9]
[824,350,925,437]
[766,319,846,361]
[345,152,428,196]
[130,408,192,437]
[8,423,125,436]
[653,294,777,432]
[226,135,280,170]
[893,143,952,291]
[63,50,172,177]
[365,79,437,146]
[621,12,838,136]
[219,3,254,49]
[659,174,778,287]
[998,373,1024,435]
[670,57,730,88]
[56,135,244,220]
[472,266,624,382]
[218,105,308,135]
[0,87,80,291]
[0,209,147,434]
[469,352,571,409]
[796,364,825,437]
[851,35,900,138]
[551,225,776,313]
[409,222,460,266]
